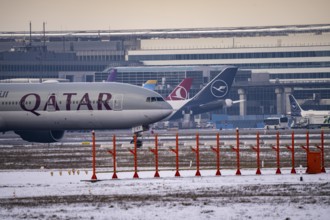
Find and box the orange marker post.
[286,131,296,174]
[149,134,160,178]
[251,132,261,175]
[231,128,241,175]
[191,133,201,176]
[107,135,118,179]
[170,133,180,177]
[271,131,281,174]
[91,130,98,181]
[316,130,326,173]
[300,130,310,173]
[211,133,221,176]
[129,135,139,179]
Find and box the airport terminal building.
[1,24,330,128]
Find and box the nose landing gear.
[130,133,143,148]
[130,125,150,148]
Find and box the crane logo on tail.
[211,80,228,98]
[171,86,188,100]
[291,102,298,110]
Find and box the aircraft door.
[113,94,123,111]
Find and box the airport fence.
[89,129,328,181]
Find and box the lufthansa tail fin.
[166,78,193,100]
[165,66,237,121]
[289,94,303,117]
[192,66,237,104]
[143,80,158,91]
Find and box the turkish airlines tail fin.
[166,78,193,101]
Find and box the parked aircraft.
[165,66,238,121]
[106,68,117,82]
[288,94,330,128]
[0,82,172,143]
[165,78,193,101]
[142,80,158,91]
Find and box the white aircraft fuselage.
[0,82,172,142]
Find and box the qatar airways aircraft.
[0,82,172,143]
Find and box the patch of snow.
[0,168,329,220]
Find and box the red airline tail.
[166,78,193,101]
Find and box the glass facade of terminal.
[0,63,107,73]
[129,50,330,61]
[129,53,330,79]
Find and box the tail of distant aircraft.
[143,80,158,91]
[166,66,238,120]
[106,69,117,82]
[166,78,193,101]
[193,66,237,104]
[289,94,303,117]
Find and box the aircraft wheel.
[136,139,142,148]
[130,139,143,148]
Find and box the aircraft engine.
[14,130,65,143]
[225,99,233,107]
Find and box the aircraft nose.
[144,102,173,123]
[163,100,173,110]
[158,103,174,119]
[163,109,174,118]
[145,108,173,123]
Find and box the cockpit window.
[146,97,165,102]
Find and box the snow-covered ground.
[0,168,330,220]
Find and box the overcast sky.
[0,0,329,32]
